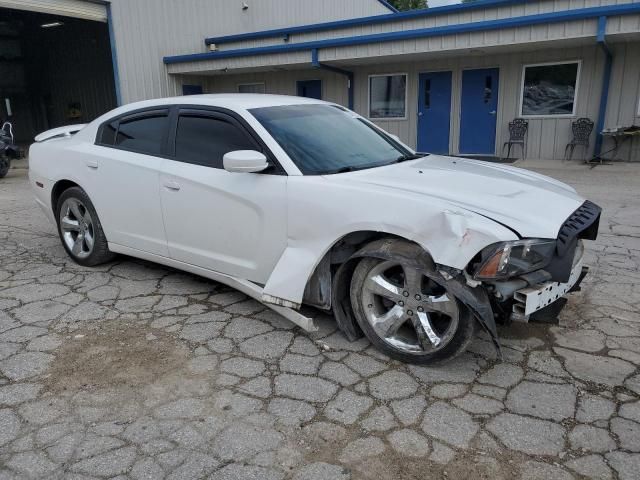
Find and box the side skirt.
[108,243,318,333]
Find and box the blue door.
[297,80,322,99]
[417,71,452,154]
[459,68,499,154]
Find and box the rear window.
[115,114,168,155]
[99,121,117,145]
[96,109,169,156]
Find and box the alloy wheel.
[359,260,460,354]
[59,198,95,259]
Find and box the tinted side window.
[99,121,118,145]
[175,115,256,168]
[115,114,168,155]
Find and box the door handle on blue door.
[163,181,181,191]
[489,111,497,115]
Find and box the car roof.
[117,94,328,113]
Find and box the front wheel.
[56,187,116,266]
[350,257,476,364]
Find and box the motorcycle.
[0,121,20,178]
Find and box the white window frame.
[368,73,408,121]
[519,60,582,118]
[237,82,266,94]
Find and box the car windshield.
[249,104,416,175]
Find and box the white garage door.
[0,0,107,22]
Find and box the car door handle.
[489,111,497,115]
[163,180,181,191]
[85,159,98,169]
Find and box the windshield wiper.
[325,165,365,174]
[393,153,425,163]
[324,155,425,174]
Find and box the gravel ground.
[0,160,639,479]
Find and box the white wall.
[203,41,640,161]
[605,42,640,161]
[109,0,388,103]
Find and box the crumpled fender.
[343,238,502,358]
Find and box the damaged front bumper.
[485,199,601,324]
[510,243,586,322]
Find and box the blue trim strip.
[165,3,640,65]
[377,0,399,13]
[204,0,528,45]
[106,3,122,106]
[594,15,612,157]
[596,14,608,45]
[311,49,354,109]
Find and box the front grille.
[557,200,601,256]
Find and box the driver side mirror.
[223,150,269,173]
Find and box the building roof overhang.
[163,2,640,75]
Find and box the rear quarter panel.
[28,135,101,227]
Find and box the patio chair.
[564,117,594,161]
[501,118,528,160]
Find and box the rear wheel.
[350,256,475,364]
[56,187,116,266]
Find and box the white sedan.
[29,94,601,364]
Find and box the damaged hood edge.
[325,155,584,240]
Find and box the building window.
[238,83,266,94]
[369,74,407,119]
[520,61,581,117]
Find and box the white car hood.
[327,155,584,239]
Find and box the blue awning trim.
[165,3,640,65]
[204,0,530,46]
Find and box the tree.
[388,0,427,11]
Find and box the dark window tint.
[250,104,411,175]
[99,121,117,145]
[115,114,168,155]
[175,115,256,168]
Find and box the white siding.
[200,69,351,107]
[350,45,607,160]
[202,42,640,161]
[605,42,640,161]
[212,0,640,52]
[109,0,388,103]
[108,0,640,161]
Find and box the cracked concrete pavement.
[0,160,639,479]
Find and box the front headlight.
[473,239,556,280]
